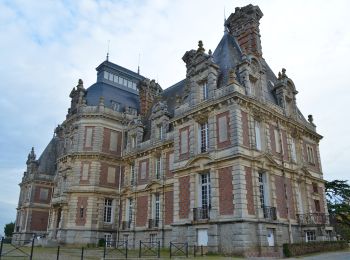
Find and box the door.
[197,229,208,246]
[267,228,275,246]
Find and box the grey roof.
[37,137,59,175]
[213,31,243,87]
[86,81,140,112]
[161,79,186,116]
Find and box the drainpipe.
[117,127,124,242]
[277,121,293,244]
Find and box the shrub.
[98,238,105,247]
[283,241,348,257]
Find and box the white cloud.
[0,0,349,230]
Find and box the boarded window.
[81,163,89,181]
[110,131,118,151]
[274,129,281,153]
[107,167,116,183]
[169,153,174,171]
[255,121,261,150]
[39,188,48,201]
[180,128,188,154]
[218,115,228,143]
[314,199,321,212]
[291,138,297,162]
[85,127,93,148]
[140,161,147,179]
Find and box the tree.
[4,222,15,238]
[325,180,350,240]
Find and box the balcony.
[148,219,159,229]
[262,206,277,220]
[193,207,210,221]
[121,221,132,230]
[296,213,328,225]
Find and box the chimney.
[225,4,263,57]
[138,79,162,117]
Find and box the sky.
[0,0,349,236]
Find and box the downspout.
[277,121,293,244]
[116,128,124,242]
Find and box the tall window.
[200,122,209,153]
[201,82,208,101]
[130,164,135,185]
[291,138,297,162]
[258,172,266,208]
[127,198,133,224]
[305,231,316,242]
[153,193,160,225]
[158,125,163,140]
[104,199,113,223]
[274,129,281,153]
[306,145,315,164]
[131,136,136,148]
[255,121,261,150]
[155,156,161,179]
[200,173,211,209]
[314,200,321,212]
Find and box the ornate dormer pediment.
[185,154,213,170]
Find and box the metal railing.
[296,213,328,225]
[139,240,160,258]
[262,206,277,220]
[170,242,188,258]
[148,219,159,229]
[193,207,210,221]
[0,237,34,260]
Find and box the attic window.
[200,81,208,101]
[110,101,120,111]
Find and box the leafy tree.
[325,180,350,240]
[4,222,15,238]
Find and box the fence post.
[30,238,34,260]
[157,241,160,258]
[194,245,196,257]
[81,247,84,260]
[0,237,4,260]
[138,240,141,258]
[56,245,60,260]
[186,242,188,258]
[103,242,106,259]
[169,242,172,258]
[125,241,128,259]
[201,245,203,256]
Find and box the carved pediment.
[254,153,279,168]
[185,154,212,169]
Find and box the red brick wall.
[99,163,121,188]
[102,128,122,156]
[83,126,94,151]
[179,126,190,160]
[275,175,287,218]
[166,152,174,179]
[33,186,51,204]
[179,176,190,219]
[165,191,174,225]
[218,167,234,215]
[136,195,148,227]
[245,167,255,215]
[216,111,231,149]
[138,159,149,185]
[30,210,49,231]
[75,197,88,226]
[285,178,295,219]
[269,124,277,155]
[241,110,250,147]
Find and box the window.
[128,107,137,115]
[314,200,321,212]
[274,129,281,153]
[39,188,49,201]
[200,173,211,208]
[81,163,89,181]
[255,121,261,151]
[155,156,161,179]
[131,135,136,148]
[291,138,297,162]
[104,199,113,223]
[79,206,84,218]
[130,164,135,185]
[150,234,157,243]
[157,125,163,140]
[305,231,316,242]
[127,198,133,224]
[199,122,209,153]
[105,233,112,247]
[312,182,318,193]
[180,128,189,155]
[110,101,120,111]
[197,229,208,246]
[118,77,123,85]
[113,74,119,83]
[217,113,229,144]
[201,82,208,101]
[104,71,109,79]
[306,145,315,164]
[168,153,174,172]
[110,131,118,152]
[267,228,275,247]
[153,193,160,224]
[109,72,114,81]
[258,172,266,208]
[107,167,115,184]
[123,234,129,243]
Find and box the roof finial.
[106,40,110,61]
[197,40,205,53]
[137,53,141,74]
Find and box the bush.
[98,238,105,247]
[283,241,349,257]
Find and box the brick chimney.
[225,4,263,57]
[138,79,162,117]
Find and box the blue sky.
[0,0,349,236]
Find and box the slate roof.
[37,137,60,175]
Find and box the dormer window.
[128,107,137,115]
[131,136,136,148]
[110,101,120,111]
[200,81,208,101]
[157,124,163,140]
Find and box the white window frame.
[199,122,209,153]
[258,172,270,207]
[201,82,208,101]
[306,145,315,164]
[153,193,160,222]
[255,121,261,151]
[305,230,316,242]
[130,164,135,185]
[155,156,161,179]
[126,198,133,224]
[158,125,163,140]
[199,173,211,208]
[104,233,112,247]
[131,136,136,148]
[104,198,113,223]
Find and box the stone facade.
[13,4,333,256]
